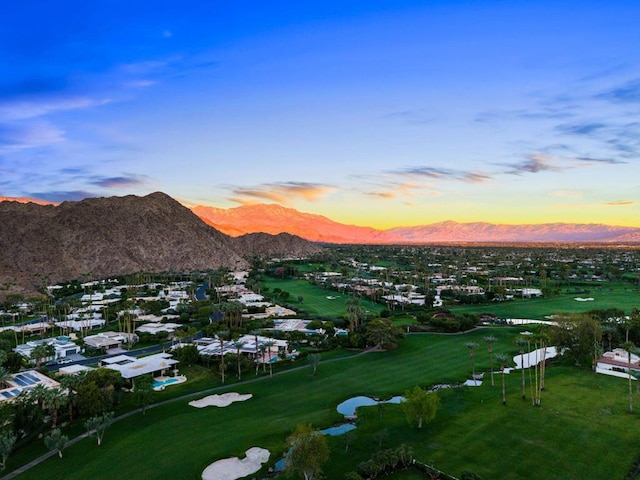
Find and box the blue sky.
[1,0,639,227]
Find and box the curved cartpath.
[1,345,381,480]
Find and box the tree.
[345,299,367,331]
[0,431,16,470]
[364,318,403,349]
[44,428,68,458]
[217,330,229,384]
[624,341,636,414]
[233,340,245,379]
[84,411,114,446]
[44,388,68,429]
[286,423,330,480]
[549,314,601,367]
[401,386,439,429]
[515,338,527,399]
[30,343,52,368]
[465,342,479,385]
[483,335,497,387]
[309,353,321,376]
[263,340,276,378]
[495,353,509,405]
[0,367,11,389]
[134,375,154,415]
[343,429,357,452]
[174,344,199,366]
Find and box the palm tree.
[250,329,262,375]
[484,335,497,387]
[515,338,527,399]
[217,330,229,384]
[624,341,636,413]
[258,343,268,373]
[495,353,508,405]
[264,340,276,378]
[0,367,11,390]
[233,340,245,380]
[465,342,479,385]
[45,388,68,429]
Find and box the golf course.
[7,326,640,479]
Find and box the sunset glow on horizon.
[1,1,639,228]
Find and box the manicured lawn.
[450,282,640,319]
[10,328,640,480]
[261,278,385,318]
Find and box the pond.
[336,395,404,418]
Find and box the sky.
[1,0,640,229]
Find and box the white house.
[14,338,80,363]
[101,352,179,380]
[596,348,640,380]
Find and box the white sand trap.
[189,392,253,408]
[463,379,483,387]
[202,447,270,480]
[513,346,558,369]
[575,297,594,302]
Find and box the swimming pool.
[152,377,180,389]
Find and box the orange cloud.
[230,182,334,205]
[605,201,636,206]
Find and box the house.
[14,337,80,364]
[55,318,106,332]
[84,332,138,351]
[0,370,61,402]
[101,352,179,380]
[596,348,640,380]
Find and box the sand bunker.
[189,392,253,408]
[202,447,269,480]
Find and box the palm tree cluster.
[357,444,415,479]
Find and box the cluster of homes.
[0,273,316,402]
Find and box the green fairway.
[261,277,385,318]
[450,282,640,319]
[10,327,640,480]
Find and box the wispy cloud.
[575,156,626,165]
[597,78,640,104]
[90,174,149,188]
[386,166,490,183]
[0,121,65,149]
[27,190,97,202]
[556,122,606,136]
[605,200,636,206]
[505,154,564,175]
[230,182,334,205]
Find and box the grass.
[8,327,640,479]
[261,277,385,318]
[450,281,640,319]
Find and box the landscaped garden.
[9,326,640,479]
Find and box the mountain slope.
[232,232,324,259]
[0,192,249,290]
[192,204,404,244]
[387,221,640,243]
[192,204,640,244]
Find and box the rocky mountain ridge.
[0,193,321,296]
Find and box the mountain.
[192,204,640,244]
[0,193,255,295]
[0,196,56,206]
[232,232,324,259]
[192,204,405,244]
[387,221,640,243]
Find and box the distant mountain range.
[192,203,640,244]
[0,193,322,296]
